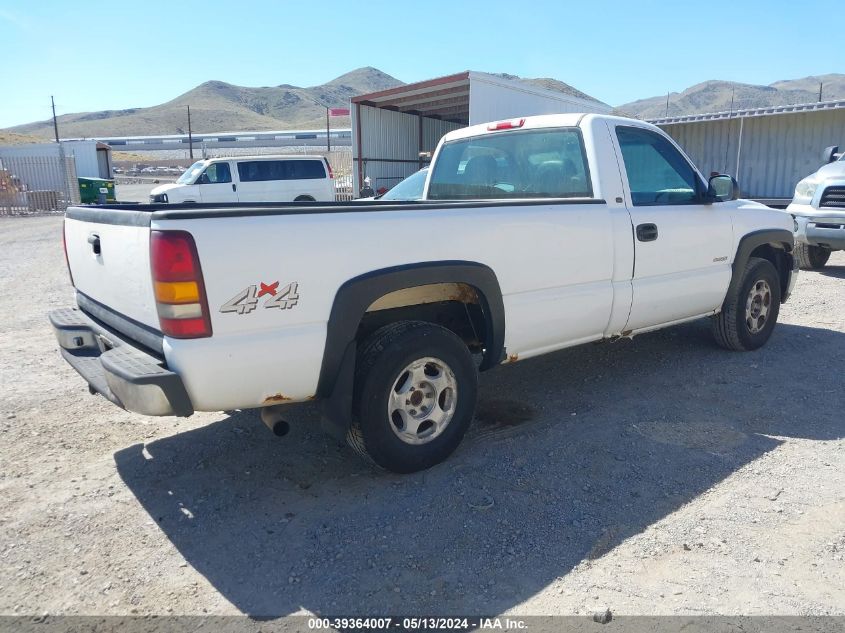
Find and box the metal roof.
[351,71,609,125]
[352,72,472,123]
[650,99,845,126]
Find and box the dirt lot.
[1,215,843,618]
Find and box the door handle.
[232,183,237,192]
[87,233,101,255]
[636,223,658,242]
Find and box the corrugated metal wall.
[59,140,103,178]
[352,104,460,195]
[0,140,106,179]
[660,109,845,198]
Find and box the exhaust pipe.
[260,406,291,437]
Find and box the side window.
[236,160,325,182]
[237,161,257,182]
[202,162,231,184]
[290,160,326,180]
[616,126,700,205]
[265,161,288,180]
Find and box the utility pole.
[51,96,60,143]
[724,88,735,173]
[819,82,823,102]
[187,105,194,160]
[326,107,331,153]
[665,92,670,117]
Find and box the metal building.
[351,71,611,195]
[651,100,845,200]
[0,140,112,180]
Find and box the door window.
[200,162,232,184]
[616,127,701,206]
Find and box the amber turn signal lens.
[154,281,200,304]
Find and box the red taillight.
[158,317,210,338]
[62,221,74,286]
[150,231,212,338]
[325,159,334,179]
[487,118,526,131]
[152,231,198,281]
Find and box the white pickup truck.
[51,113,797,473]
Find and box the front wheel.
[794,242,831,269]
[711,257,781,351]
[348,321,478,473]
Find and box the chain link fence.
[328,149,354,200]
[0,151,79,216]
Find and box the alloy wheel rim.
[387,357,457,445]
[745,279,771,334]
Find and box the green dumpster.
[78,177,115,204]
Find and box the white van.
[149,155,335,204]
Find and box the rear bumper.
[49,308,193,417]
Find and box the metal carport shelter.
[351,71,611,195]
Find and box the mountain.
[10,68,841,138]
[491,73,603,103]
[0,131,41,145]
[618,74,845,119]
[5,67,403,139]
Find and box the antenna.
[665,92,670,117]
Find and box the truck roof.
[441,113,661,143]
[201,155,326,163]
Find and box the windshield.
[379,169,429,201]
[176,161,206,185]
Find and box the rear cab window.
[428,128,593,200]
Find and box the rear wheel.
[712,257,781,351]
[348,321,477,473]
[294,195,315,202]
[794,242,831,269]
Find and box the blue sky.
[1,0,842,128]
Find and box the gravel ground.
[115,183,160,203]
[1,215,843,618]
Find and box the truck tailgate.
[64,216,159,329]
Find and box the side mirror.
[822,145,840,164]
[197,173,209,185]
[707,174,740,202]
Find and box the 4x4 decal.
[220,281,299,315]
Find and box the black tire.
[711,257,781,351]
[794,242,831,270]
[348,321,478,473]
